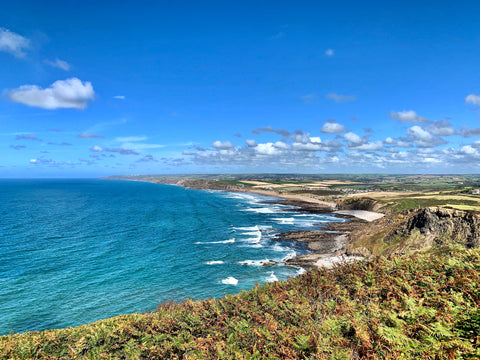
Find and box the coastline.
[106,177,383,269]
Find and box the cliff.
[347,206,480,257]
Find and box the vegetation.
[2,247,480,359]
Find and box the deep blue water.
[0,179,342,335]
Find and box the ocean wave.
[195,238,235,245]
[205,261,224,265]
[296,267,306,276]
[221,277,238,285]
[242,207,275,214]
[266,272,278,283]
[238,259,276,266]
[273,217,295,225]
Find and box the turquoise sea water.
[0,179,342,335]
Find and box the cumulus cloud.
[321,122,346,133]
[274,141,290,149]
[459,126,480,137]
[292,142,324,151]
[45,58,71,71]
[255,143,281,155]
[350,141,383,151]
[389,110,427,123]
[0,28,30,58]
[384,137,396,145]
[427,120,456,136]
[344,132,363,146]
[7,78,94,110]
[78,132,104,139]
[405,126,447,147]
[466,94,480,106]
[212,140,234,150]
[325,93,356,103]
[246,139,257,147]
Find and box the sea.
[0,179,343,335]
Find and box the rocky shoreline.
[104,176,383,269]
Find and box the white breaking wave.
[243,231,262,244]
[243,207,275,214]
[296,267,307,276]
[271,244,288,252]
[221,276,238,285]
[273,217,295,225]
[266,272,278,283]
[234,225,259,231]
[281,251,297,261]
[195,238,235,245]
[238,259,276,266]
[205,261,224,265]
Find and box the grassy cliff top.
[1,246,480,359]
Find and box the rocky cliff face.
[347,207,480,257]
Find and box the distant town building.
[470,189,480,195]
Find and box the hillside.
[1,246,480,359]
[346,206,480,258]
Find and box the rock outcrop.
[347,206,480,257]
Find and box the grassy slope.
[1,247,480,359]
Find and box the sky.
[1,0,480,177]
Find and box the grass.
[445,204,480,211]
[379,197,480,214]
[1,247,480,359]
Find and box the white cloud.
[8,78,94,110]
[350,141,383,151]
[427,120,456,136]
[466,94,480,106]
[246,139,257,147]
[91,145,103,152]
[45,58,71,71]
[321,122,346,133]
[325,93,356,103]
[0,28,30,58]
[389,110,427,123]
[309,137,321,143]
[459,126,480,137]
[344,132,363,145]
[212,140,234,150]
[256,143,281,155]
[325,49,334,56]
[274,141,290,149]
[114,95,125,100]
[384,137,396,144]
[406,126,447,148]
[461,145,478,155]
[292,142,323,151]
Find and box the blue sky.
[1,0,480,177]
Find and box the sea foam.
[221,277,238,285]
